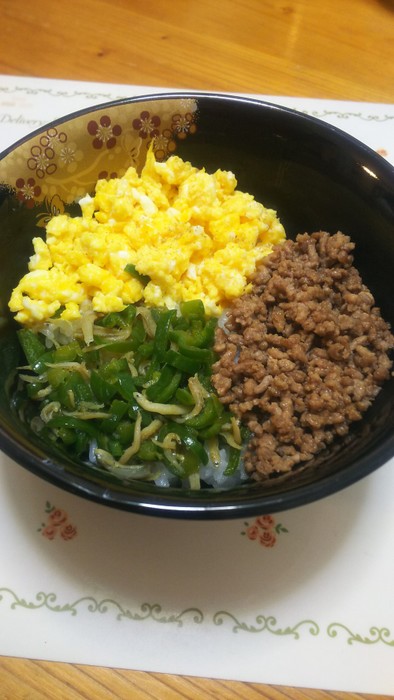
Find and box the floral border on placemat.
[0,85,128,101]
[0,587,392,646]
[1,84,394,123]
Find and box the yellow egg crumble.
[9,149,285,324]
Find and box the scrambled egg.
[9,149,285,324]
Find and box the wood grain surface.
[0,0,393,697]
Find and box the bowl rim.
[1,409,393,520]
[1,90,393,519]
[2,89,394,180]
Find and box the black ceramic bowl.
[0,92,393,519]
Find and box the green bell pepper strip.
[174,387,195,406]
[95,316,145,351]
[136,439,162,462]
[223,445,242,476]
[95,315,145,352]
[100,357,129,380]
[17,328,47,367]
[94,339,137,354]
[90,370,118,404]
[99,399,129,434]
[152,309,177,359]
[185,395,223,430]
[51,341,81,363]
[179,299,205,320]
[133,341,154,366]
[124,263,150,285]
[110,399,129,417]
[158,421,208,466]
[96,433,124,458]
[47,415,99,438]
[181,450,201,475]
[116,373,136,402]
[161,449,186,478]
[194,317,217,347]
[169,317,217,349]
[114,420,135,445]
[46,367,69,389]
[73,377,96,405]
[28,340,81,374]
[198,411,233,439]
[145,366,182,403]
[96,304,137,329]
[107,438,124,458]
[177,341,214,363]
[55,426,77,446]
[164,349,201,374]
[26,381,45,399]
[56,372,90,410]
[73,431,90,456]
[31,350,55,375]
[163,447,200,478]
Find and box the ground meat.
[212,231,394,480]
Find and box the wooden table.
[1,0,393,697]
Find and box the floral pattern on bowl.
[0,97,198,208]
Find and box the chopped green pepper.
[91,370,118,404]
[174,387,195,406]
[179,299,205,320]
[223,445,242,476]
[145,366,182,403]
[158,421,208,467]
[137,439,162,462]
[97,304,137,329]
[17,328,46,367]
[14,298,245,486]
[51,341,81,363]
[124,263,150,285]
[46,367,69,388]
[185,396,222,430]
[152,309,177,359]
[47,415,99,438]
[164,349,201,374]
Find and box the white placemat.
[0,76,393,695]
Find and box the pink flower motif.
[48,508,68,526]
[256,514,275,530]
[132,110,161,139]
[87,115,122,149]
[15,177,41,207]
[60,523,78,541]
[259,529,277,548]
[27,144,57,178]
[246,524,260,541]
[242,514,288,548]
[41,525,57,540]
[39,502,78,542]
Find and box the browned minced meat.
[212,231,394,480]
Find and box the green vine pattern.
[213,611,319,639]
[327,623,394,647]
[0,587,392,647]
[301,109,394,122]
[0,85,124,101]
[0,588,203,627]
